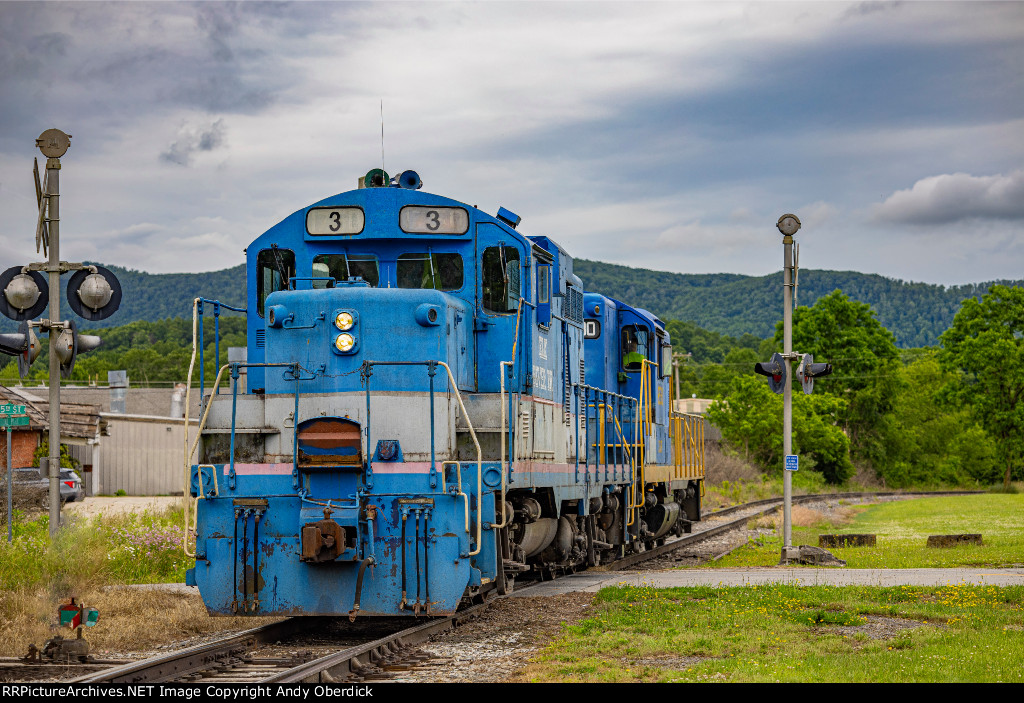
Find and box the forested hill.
[572,260,1022,348]
[6,261,1020,348]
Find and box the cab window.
[257,248,295,317]
[621,325,649,371]
[536,263,551,327]
[397,253,463,291]
[312,254,379,287]
[481,245,520,312]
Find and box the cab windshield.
[397,252,463,291]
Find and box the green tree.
[782,290,901,473]
[793,392,853,484]
[707,376,781,467]
[886,353,1000,487]
[939,285,1024,490]
[707,374,853,483]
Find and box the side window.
[396,253,463,291]
[621,325,649,371]
[660,343,673,379]
[312,254,379,287]
[536,263,551,327]
[481,245,521,312]
[257,248,295,317]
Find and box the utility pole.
[671,352,691,408]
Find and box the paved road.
[516,567,1024,596]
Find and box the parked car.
[7,466,85,504]
[10,466,47,487]
[59,468,85,503]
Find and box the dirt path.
[64,496,184,519]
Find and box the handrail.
[669,411,706,480]
[362,360,483,557]
[182,360,228,558]
[496,361,514,529]
[194,298,247,400]
[182,360,298,558]
[493,298,524,530]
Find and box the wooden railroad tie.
[818,534,876,548]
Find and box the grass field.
[521,582,1024,682]
[0,502,271,657]
[711,493,1024,568]
[516,492,1024,682]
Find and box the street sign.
[0,416,29,427]
[785,454,799,472]
[0,404,26,415]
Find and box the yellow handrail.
[668,411,706,480]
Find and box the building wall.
[13,385,202,418]
[85,415,200,496]
[0,430,41,469]
[674,398,715,415]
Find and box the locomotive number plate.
[399,206,469,234]
[307,207,365,235]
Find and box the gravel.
[387,593,596,683]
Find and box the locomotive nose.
[263,286,472,394]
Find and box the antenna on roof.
[380,99,385,175]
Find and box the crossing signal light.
[54,319,101,379]
[0,328,29,356]
[0,266,48,321]
[0,321,42,378]
[797,353,833,395]
[754,352,787,394]
[66,265,122,321]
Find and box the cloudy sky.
[1,1,1022,286]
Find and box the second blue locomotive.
[185,169,705,617]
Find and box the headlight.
[335,311,354,330]
[335,333,355,352]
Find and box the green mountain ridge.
[5,261,1020,348]
[573,259,1023,347]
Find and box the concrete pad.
[515,567,1024,596]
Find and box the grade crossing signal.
[754,352,787,394]
[54,319,101,379]
[797,353,833,395]
[0,320,42,378]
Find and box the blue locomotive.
[184,169,705,617]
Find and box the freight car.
[184,169,705,617]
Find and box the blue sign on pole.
[785,455,799,472]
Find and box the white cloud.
[159,119,227,166]
[873,170,1024,225]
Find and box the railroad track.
[59,490,979,684]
